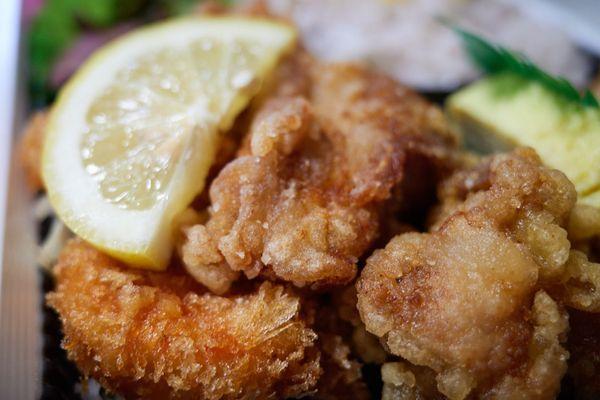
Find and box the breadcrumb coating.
[48,240,321,400]
[357,149,573,399]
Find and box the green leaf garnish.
[448,23,599,109]
[28,0,147,105]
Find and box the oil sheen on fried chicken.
[180,54,457,294]
[357,149,575,399]
[48,240,321,400]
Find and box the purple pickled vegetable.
[50,22,138,87]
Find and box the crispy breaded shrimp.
[358,149,573,399]
[48,240,321,400]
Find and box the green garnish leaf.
[448,23,599,109]
[28,0,79,105]
[582,90,600,108]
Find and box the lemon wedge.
[42,17,297,269]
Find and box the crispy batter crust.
[381,361,443,400]
[358,149,573,399]
[180,56,458,293]
[48,240,321,400]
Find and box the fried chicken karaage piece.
[48,240,321,400]
[568,203,600,262]
[18,110,48,191]
[430,149,600,312]
[357,149,575,399]
[333,286,388,366]
[304,290,371,400]
[566,309,600,400]
[181,55,458,294]
[379,293,569,400]
[313,332,370,400]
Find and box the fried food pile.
[179,53,457,294]
[21,47,600,400]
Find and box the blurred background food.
[26,0,599,105]
[267,0,593,91]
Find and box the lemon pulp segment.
[42,17,297,269]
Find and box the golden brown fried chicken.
[18,110,48,191]
[568,204,600,261]
[381,361,443,400]
[592,72,600,99]
[555,250,600,312]
[180,56,458,294]
[303,289,372,400]
[313,332,370,400]
[430,149,600,312]
[357,149,574,399]
[380,293,570,400]
[48,240,321,400]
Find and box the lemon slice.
[42,17,297,269]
